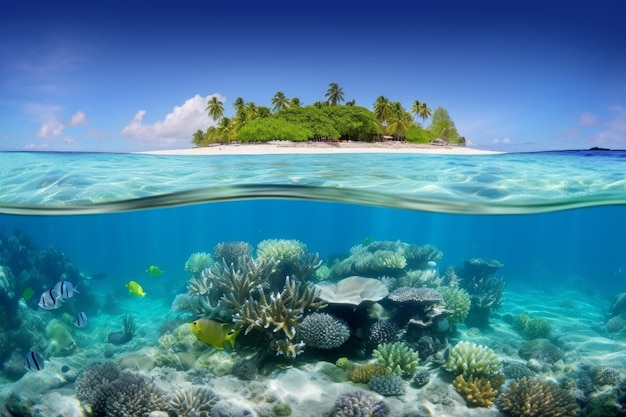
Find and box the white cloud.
[577,111,599,126]
[36,118,64,138]
[69,110,88,126]
[590,106,626,147]
[491,137,512,144]
[121,94,223,146]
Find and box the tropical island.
[190,83,466,147]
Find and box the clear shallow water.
[1,150,626,417]
[1,150,625,214]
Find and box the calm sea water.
[1,150,625,295]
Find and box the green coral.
[372,342,419,378]
[444,341,501,379]
[184,252,214,279]
[512,314,552,339]
[439,286,471,324]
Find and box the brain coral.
[498,377,578,417]
[444,341,501,379]
[298,312,351,349]
[329,391,390,417]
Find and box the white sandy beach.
[142,141,501,156]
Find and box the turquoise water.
[1,150,626,416]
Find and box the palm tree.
[290,97,301,108]
[417,102,432,126]
[206,96,224,122]
[410,100,422,122]
[271,91,290,113]
[387,102,413,140]
[233,97,245,115]
[325,82,345,105]
[373,96,391,125]
[346,99,356,106]
[191,129,205,147]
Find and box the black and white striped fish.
[24,351,44,371]
[38,289,63,310]
[75,311,88,328]
[53,280,79,299]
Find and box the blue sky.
[1,1,625,152]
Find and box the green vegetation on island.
[191,83,465,146]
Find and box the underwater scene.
[2,150,626,417]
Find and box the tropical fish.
[75,312,88,328]
[38,289,63,310]
[189,318,240,350]
[21,287,34,301]
[53,280,79,299]
[362,236,373,247]
[24,351,44,371]
[125,280,146,297]
[145,265,164,277]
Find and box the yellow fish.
[146,265,164,277]
[125,280,146,297]
[189,318,240,350]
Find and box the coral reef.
[412,369,430,387]
[512,313,552,339]
[314,276,389,306]
[75,362,123,416]
[502,363,535,380]
[297,312,351,350]
[605,315,626,333]
[458,258,504,328]
[498,377,578,416]
[444,341,501,379]
[402,243,443,269]
[368,319,400,346]
[387,286,447,329]
[368,374,405,396]
[332,242,407,278]
[213,241,252,267]
[184,252,214,279]
[167,386,218,417]
[346,363,390,383]
[438,286,471,324]
[329,390,390,417]
[594,367,622,386]
[44,319,76,357]
[452,374,499,407]
[256,238,321,288]
[372,342,419,378]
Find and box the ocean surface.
[1,149,626,417]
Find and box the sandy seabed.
[141,141,501,156]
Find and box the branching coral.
[256,239,321,288]
[372,342,419,378]
[232,277,326,357]
[453,375,500,407]
[444,341,501,379]
[439,286,471,324]
[104,371,166,417]
[498,377,578,417]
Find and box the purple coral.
[329,391,390,417]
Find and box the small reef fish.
[189,318,241,350]
[145,265,164,277]
[53,280,79,299]
[21,287,35,301]
[75,312,88,328]
[362,236,373,247]
[125,280,146,297]
[24,351,44,371]
[38,289,63,310]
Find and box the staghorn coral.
[347,363,390,384]
[329,390,390,417]
[498,377,578,417]
[184,252,214,280]
[372,342,419,378]
[297,312,350,350]
[402,243,443,269]
[368,374,405,396]
[439,286,471,324]
[213,241,252,267]
[453,375,499,407]
[167,386,218,417]
[444,341,501,379]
